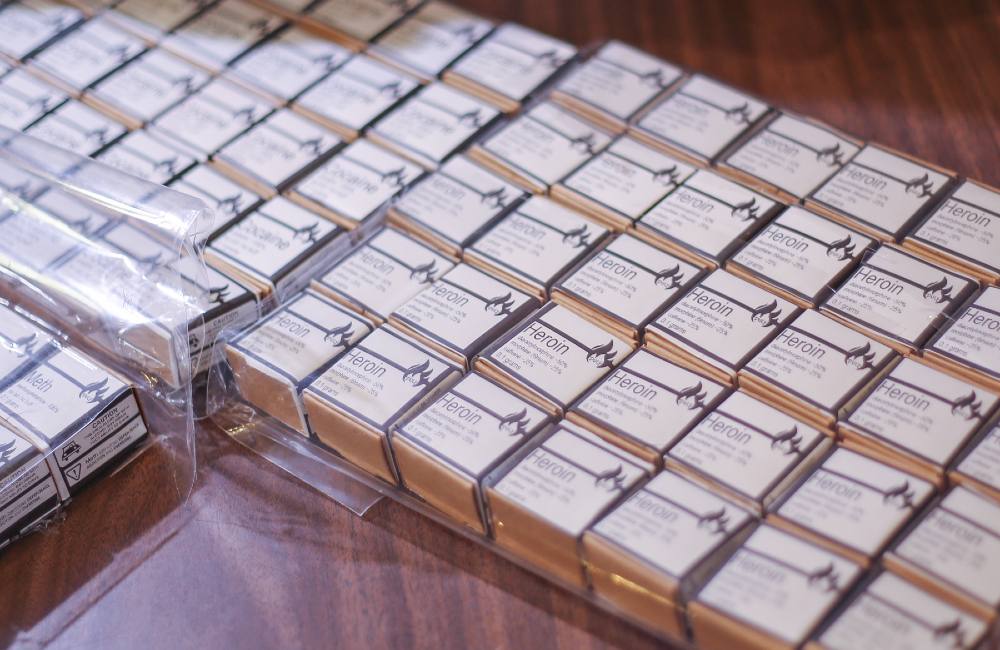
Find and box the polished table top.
[3,1,999,648]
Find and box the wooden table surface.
[3,1,999,649]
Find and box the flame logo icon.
[750,300,781,327]
[381,166,407,188]
[298,137,324,156]
[0,439,16,468]
[86,126,111,145]
[561,225,590,248]
[586,340,617,368]
[905,173,934,198]
[816,143,845,167]
[232,106,258,125]
[5,333,38,358]
[312,53,340,72]
[153,156,180,177]
[65,215,95,234]
[594,465,626,492]
[497,408,530,436]
[293,223,321,244]
[450,24,479,44]
[323,323,354,347]
[724,102,751,125]
[480,187,508,209]
[807,563,840,593]
[697,508,730,535]
[409,260,438,284]
[883,481,916,509]
[569,133,597,155]
[402,360,433,387]
[638,69,670,89]
[932,619,966,649]
[843,342,876,370]
[654,264,685,290]
[484,292,516,317]
[379,81,403,99]
[731,198,759,222]
[771,426,802,455]
[172,75,196,93]
[217,193,243,215]
[825,235,856,261]
[136,251,164,271]
[203,284,230,306]
[676,381,707,410]
[248,17,274,36]
[922,277,953,304]
[533,49,564,68]
[78,378,109,404]
[951,391,983,420]
[651,165,680,187]
[456,109,484,128]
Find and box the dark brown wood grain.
[1,2,998,649]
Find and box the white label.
[97,127,197,191]
[846,358,998,466]
[558,234,700,328]
[229,27,351,101]
[574,350,727,453]
[393,263,535,357]
[725,114,859,198]
[778,448,933,556]
[894,487,1000,607]
[31,17,144,91]
[635,74,768,160]
[296,55,420,133]
[486,303,631,408]
[639,169,777,263]
[592,471,752,578]
[307,0,419,41]
[480,101,612,187]
[0,437,58,537]
[372,82,498,167]
[393,155,526,248]
[744,309,893,413]
[493,422,651,535]
[668,391,824,501]
[89,48,210,124]
[469,195,608,289]
[819,572,988,650]
[24,100,126,157]
[154,78,273,156]
[0,207,82,272]
[169,164,262,238]
[562,136,696,222]
[34,188,118,237]
[317,228,455,320]
[556,40,682,122]
[813,145,949,238]
[217,109,342,188]
[956,425,1000,493]
[0,68,67,130]
[397,372,549,477]
[109,0,208,40]
[649,270,797,372]
[0,0,82,60]
[58,392,146,488]
[295,138,423,224]
[234,290,371,384]
[929,287,1000,379]
[161,0,284,71]
[305,326,453,431]
[449,23,576,102]
[698,525,861,644]
[823,246,973,348]
[0,306,53,380]
[371,2,491,78]
[911,180,1000,274]
[733,206,873,303]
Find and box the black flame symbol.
[638,69,670,89]
[456,109,484,128]
[750,300,781,327]
[771,426,802,455]
[217,193,243,215]
[825,235,856,261]
[232,106,258,125]
[450,24,479,44]
[807,563,840,593]
[480,187,508,209]
[905,173,934,198]
[484,292,515,317]
[153,157,180,177]
[654,264,685,290]
[533,49,564,68]
[172,75,196,93]
[675,381,707,410]
[381,166,407,188]
[203,284,230,306]
[883,481,916,509]
[697,508,730,535]
[497,408,530,436]
[951,391,983,420]
[409,259,438,284]
[932,619,966,649]
[379,81,403,99]
[136,251,164,271]
[569,133,597,155]
[922,277,953,304]
[724,102,751,125]
[85,126,111,145]
[78,378,109,404]
[323,322,354,347]
[594,465,626,492]
[402,360,433,387]
[298,137,324,156]
[843,342,875,370]
[586,340,617,368]
[816,143,844,167]
[248,17,274,36]
[731,198,759,222]
[65,215,94,234]
[651,165,680,187]
[107,44,133,64]
[0,439,16,468]
[293,223,321,244]
[6,333,37,358]
[562,225,590,248]
[312,53,339,72]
